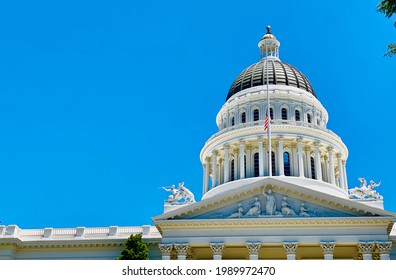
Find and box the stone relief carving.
[263,188,276,215]
[281,196,296,216]
[349,177,382,200]
[299,203,310,217]
[162,182,195,205]
[228,203,244,218]
[224,190,320,219]
[245,197,261,216]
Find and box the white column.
[212,151,218,188]
[246,242,261,260]
[175,244,189,260]
[314,141,322,181]
[263,140,269,176]
[337,154,345,191]
[224,145,229,183]
[358,242,375,260]
[204,158,210,194]
[246,145,251,178]
[233,149,238,180]
[283,242,298,260]
[305,147,312,178]
[320,242,336,260]
[377,242,392,260]
[342,160,348,190]
[297,138,304,177]
[218,159,223,185]
[328,147,335,185]
[239,141,245,179]
[322,156,328,182]
[159,244,173,260]
[258,138,264,176]
[278,136,284,176]
[210,243,225,260]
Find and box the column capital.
[376,241,392,254]
[246,242,261,255]
[314,140,320,147]
[283,242,298,255]
[320,242,336,255]
[258,137,263,143]
[297,136,303,143]
[210,243,225,255]
[327,146,334,152]
[223,144,229,149]
[357,242,375,255]
[239,139,245,145]
[159,244,173,256]
[212,150,218,156]
[278,135,284,141]
[174,243,190,255]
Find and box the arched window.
[270,108,274,119]
[317,119,320,126]
[253,109,259,121]
[241,112,246,123]
[307,113,312,124]
[271,151,276,176]
[310,156,316,179]
[231,116,235,126]
[295,110,301,121]
[284,152,291,176]
[230,159,235,181]
[281,108,288,120]
[254,153,259,177]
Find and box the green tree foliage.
[116,234,149,260]
[377,0,396,57]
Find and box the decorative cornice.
[156,217,393,230]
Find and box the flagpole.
[266,43,272,177]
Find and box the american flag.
[264,114,271,131]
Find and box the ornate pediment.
[191,187,354,220]
[153,178,396,223]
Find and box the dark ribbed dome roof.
[226,60,316,101]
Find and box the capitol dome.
[226,60,316,101]
[200,26,350,201]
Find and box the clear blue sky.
[0,0,395,229]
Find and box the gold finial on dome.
[261,25,276,40]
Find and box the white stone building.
[1,27,395,260]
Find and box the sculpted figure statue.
[178,182,195,203]
[245,197,261,216]
[162,182,195,204]
[263,188,276,215]
[349,178,382,200]
[229,203,244,218]
[299,203,310,217]
[281,196,296,216]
